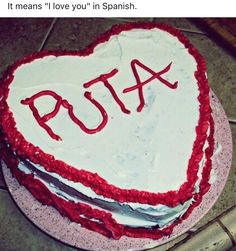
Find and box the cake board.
[1,91,233,251]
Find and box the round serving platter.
[2,91,233,251]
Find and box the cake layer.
[0,23,212,207]
[14,122,211,229]
[17,160,193,228]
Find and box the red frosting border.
[0,115,214,240]
[0,22,213,207]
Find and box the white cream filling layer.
[14,122,213,229]
[8,27,200,193]
[17,161,193,228]
[15,125,215,228]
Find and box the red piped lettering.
[21,59,179,141]
[84,69,130,114]
[123,59,178,112]
[21,90,108,141]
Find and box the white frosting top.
[7,28,199,193]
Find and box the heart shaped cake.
[0,23,214,240]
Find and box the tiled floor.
[0,18,235,251]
